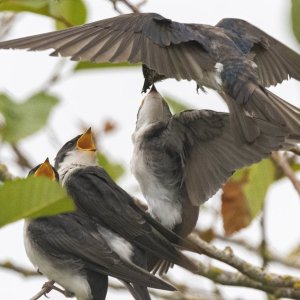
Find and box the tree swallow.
[131,86,294,242]
[0,13,300,142]
[25,159,176,300]
[54,128,200,276]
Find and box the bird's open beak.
[76,127,97,152]
[34,158,56,181]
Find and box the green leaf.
[98,153,125,181]
[291,0,300,43]
[231,159,276,218]
[74,61,140,71]
[49,0,87,29]
[164,95,190,113]
[0,92,59,143]
[244,159,275,217]
[0,0,49,15]
[0,0,87,28]
[0,177,75,228]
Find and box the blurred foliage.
[0,176,74,228]
[75,61,140,71]
[222,159,276,235]
[51,0,87,29]
[98,153,125,181]
[0,0,87,28]
[0,92,59,143]
[165,95,190,113]
[291,0,300,43]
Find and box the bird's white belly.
[23,221,92,300]
[131,151,182,230]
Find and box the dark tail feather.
[245,88,300,140]
[220,92,261,143]
[122,282,152,300]
[132,285,152,300]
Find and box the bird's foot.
[41,280,55,297]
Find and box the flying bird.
[131,86,296,242]
[54,128,202,276]
[0,13,300,142]
[25,159,176,300]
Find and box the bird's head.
[29,158,59,181]
[136,85,172,130]
[54,128,97,172]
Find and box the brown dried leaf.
[221,180,251,236]
[103,120,117,134]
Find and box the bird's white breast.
[131,143,182,230]
[23,220,92,300]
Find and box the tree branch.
[0,261,39,277]
[213,233,300,270]
[29,280,55,300]
[271,152,300,196]
[107,0,147,14]
[11,144,33,169]
[186,234,300,289]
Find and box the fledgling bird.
[0,13,300,142]
[131,86,296,241]
[54,128,201,276]
[25,159,176,300]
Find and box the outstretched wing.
[217,18,300,87]
[165,109,286,206]
[0,13,215,81]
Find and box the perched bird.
[25,159,176,300]
[54,128,200,275]
[0,13,300,142]
[131,86,294,241]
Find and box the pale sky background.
[0,0,300,299]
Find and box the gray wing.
[217,18,300,87]
[0,13,215,81]
[27,214,174,290]
[166,109,286,206]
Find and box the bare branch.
[0,13,16,40]
[213,233,300,270]
[11,144,33,169]
[0,261,39,277]
[136,0,148,9]
[29,280,55,300]
[107,0,144,14]
[271,152,300,196]
[289,145,300,156]
[186,234,300,289]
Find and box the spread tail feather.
[245,88,300,140]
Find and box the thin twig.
[260,205,268,269]
[136,0,148,9]
[0,13,16,40]
[108,0,143,14]
[271,152,300,196]
[289,146,300,156]
[119,0,140,13]
[40,61,68,92]
[0,261,39,277]
[11,144,32,169]
[30,280,55,300]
